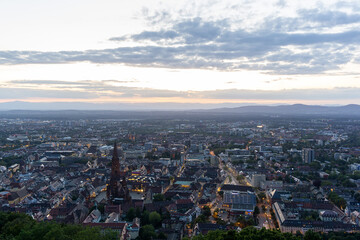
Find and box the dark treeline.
[0,212,117,240]
[2,212,360,240]
[185,227,360,240]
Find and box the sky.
[1,0,360,109]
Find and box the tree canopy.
[0,212,117,240]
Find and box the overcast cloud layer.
[2,80,360,103]
[0,1,360,75]
[1,0,360,107]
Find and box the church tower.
[107,142,121,199]
[107,142,131,204]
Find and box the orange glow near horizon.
[1,97,359,105]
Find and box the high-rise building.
[302,148,315,163]
[251,174,266,188]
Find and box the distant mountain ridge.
[0,101,360,116]
[206,104,360,115]
[0,101,257,111]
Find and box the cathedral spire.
[111,141,120,177]
[113,141,119,161]
[108,141,121,200]
[107,141,131,204]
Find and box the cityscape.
[1,111,360,239]
[2,0,360,239]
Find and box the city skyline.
[1,0,360,108]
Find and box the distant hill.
[1,102,360,119]
[0,101,255,111]
[205,104,360,115]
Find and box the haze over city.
[1,0,360,109]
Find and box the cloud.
[298,9,360,27]
[1,5,360,75]
[4,80,186,99]
[3,80,360,102]
[0,87,93,99]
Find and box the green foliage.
[140,210,150,226]
[145,151,159,160]
[202,206,211,218]
[149,211,161,228]
[126,207,136,221]
[342,179,357,188]
[191,215,209,228]
[343,133,360,147]
[350,171,360,180]
[218,191,224,197]
[236,216,255,228]
[257,192,266,202]
[191,227,300,240]
[0,155,23,167]
[304,230,321,240]
[215,218,227,225]
[299,211,319,221]
[261,205,266,213]
[354,192,360,202]
[153,194,165,202]
[157,232,167,239]
[328,191,347,210]
[0,212,117,240]
[321,180,333,187]
[135,207,142,218]
[236,175,245,182]
[139,224,156,240]
[254,206,260,216]
[309,161,322,171]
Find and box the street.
[218,160,276,229]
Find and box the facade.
[273,202,360,234]
[302,148,315,163]
[260,180,283,190]
[251,174,266,188]
[319,210,339,222]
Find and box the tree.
[0,212,117,240]
[313,179,322,188]
[309,161,322,171]
[254,206,260,215]
[141,210,150,226]
[304,230,321,240]
[218,191,224,198]
[202,206,211,218]
[153,194,165,202]
[136,207,142,218]
[149,211,161,228]
[257,192,266,202]
[139,225,156,240]
[236,175,245,182]
[191,215,208,228]
[261,205,266,213]
[328,191,347,210]
[157,232,167,239]
[354,192,360,202]
[126,207,136,221]
[235,216,255,228]
[216,218,227,225]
